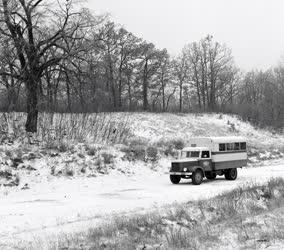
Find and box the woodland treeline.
[0,0,283,132]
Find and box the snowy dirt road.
[0,159,284,243]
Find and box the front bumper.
[169,172,192,175]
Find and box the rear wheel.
[192,170,203,185]
[225,168,238,180]
[170,175,181,184]
[205,172,217,180]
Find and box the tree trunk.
[118,64,123,108]
[65,71,72,112]
[118,78,122,109]
[143,60,148,111]
[7,86,17,112]
[45,69,53,112]
[179,81,183,112]
[162,83,165,112]
[25,78,38,133]
[161,75,165,112]
[127,75,132,110]
[193,67,202,110]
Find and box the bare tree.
[0,0,86,132]
[184,36,236,112]
[138,42,161,111]
[173,50,190,112]
[0,37,22,111]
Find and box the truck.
[169,137,248,185]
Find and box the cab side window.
[201,151,210,158]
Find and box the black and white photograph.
[0,0,284,249]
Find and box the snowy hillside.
[1,112,283,150]
[0,112,283,190]
[126,112,284,151]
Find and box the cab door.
[199,151,213,171]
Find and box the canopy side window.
[240,142,247,150]
[234,142,240,150]
[226,143,234,151]
[219,143,226,151]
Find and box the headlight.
[183,168,187,172]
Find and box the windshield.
[181,151,200,158]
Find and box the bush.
[145,146,159,162]
[122,145,146,162]
[101,153,114,164]
[94,157,103,169]
[46,141,73,153]
[127,138,148,148]
[65,166,74,176]
[86,146,97,156]
[164,145,176,157]
[131,145,146,161]
[170,139,185,150]
[0,169,12,179]
[58,142,74,153]
[14,174,20,185]
[156,138,185,157]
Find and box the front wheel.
[192,170,203,185]
[170,175,181,184]
[225,168,238,180]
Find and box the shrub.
[166,228,194,249]
[131,145,146,161]
[58,142,69,153]
[94,157,103,169]
[14,174,20,185]
[146,146,159,162]
[0,169,12,179]
[86,145,98,156]
[65,166,74,177]
[101,153,114,164]
[122,145,146,162]
[156,138,184,157]
[127,138,148,148]
[164,145,176,157]
[171,139,185,150]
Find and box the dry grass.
[0,112,131,147]
[15,178,284,250]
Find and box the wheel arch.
[191,166,205,176]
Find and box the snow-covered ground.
[126,112,284,150]
[0,159,283,244]
[0,112,283,246]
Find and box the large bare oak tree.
[0,0,84,132]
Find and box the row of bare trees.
[0,0,283,132]
[231,68,284,128]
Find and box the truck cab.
[169,137,247,185]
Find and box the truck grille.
[171,163,180,172]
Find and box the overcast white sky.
[86,0,284,71]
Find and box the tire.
[170,175,181,184]
[205,172,217,180]
[192,170,203,185]
[225,168,238,180]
